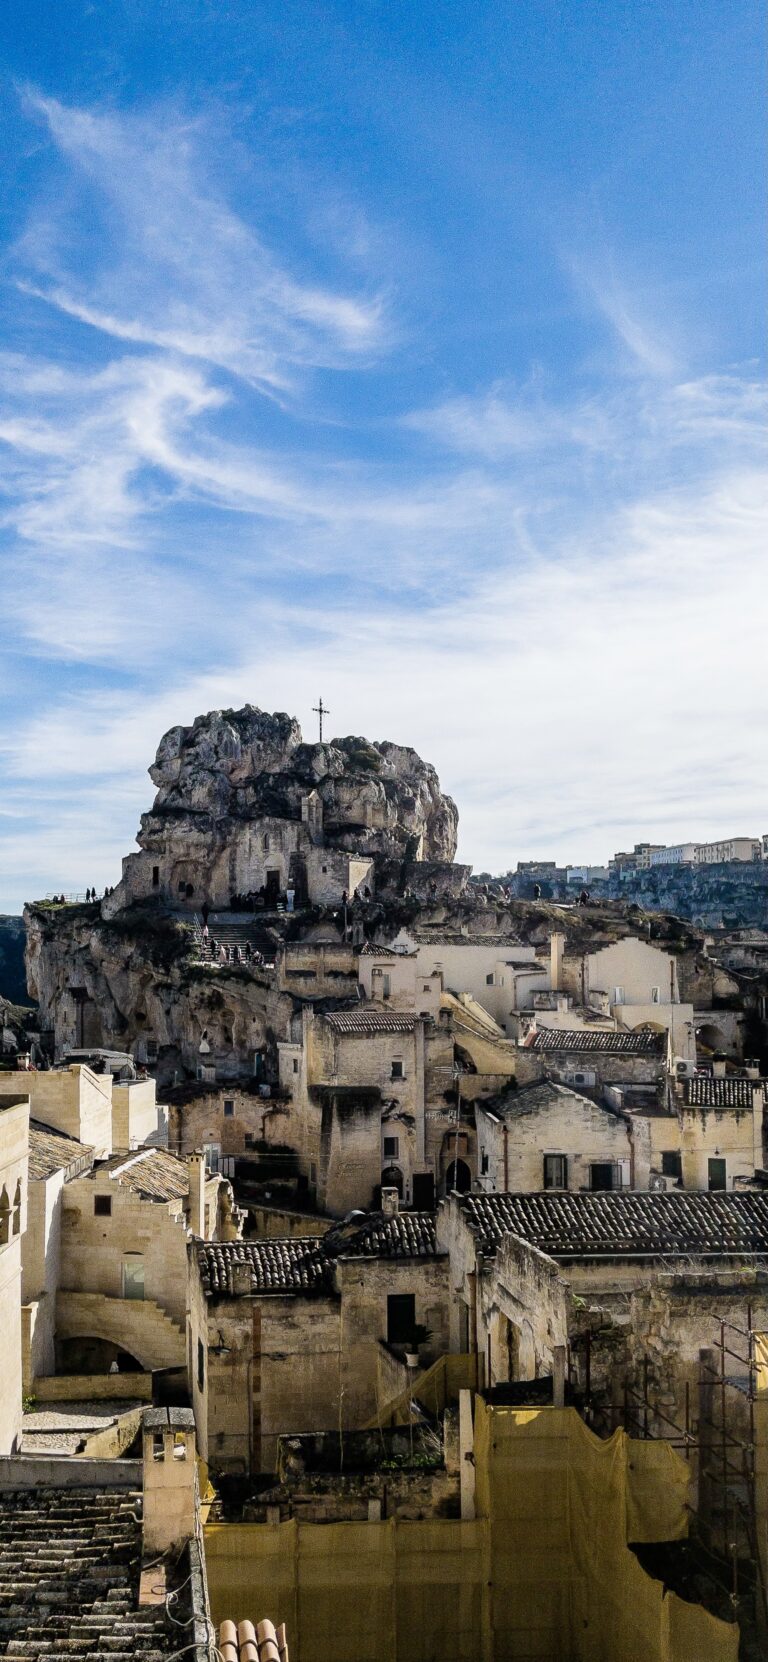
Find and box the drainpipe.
[502,1122,509,1191]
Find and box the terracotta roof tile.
[197,1211,438,1297]
[324,1010,422,1035]
[684,1076,765,1109]
[528,1028,664,1055]
[458,1190,768,1260]
[90,1148,190,1202]
[28,1120,93,1180]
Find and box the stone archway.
[443,1157,471,1195]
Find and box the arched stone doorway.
[57,1336,144,1374]
[443,1157,471,1194]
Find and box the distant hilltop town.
[480,833,768,929]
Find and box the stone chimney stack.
[141,1408,197,1558]
[187,1152,206,1238]
[231,1259,253,1295]
[550,932,565,993]
[381,1187,399,1218]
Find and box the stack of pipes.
[219,1618,290,1662]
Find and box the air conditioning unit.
[563,1069,596,1089]
[649,1174,668,1191]
[674,1059,696,1078]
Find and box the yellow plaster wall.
[205,1404,737,1662]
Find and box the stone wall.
[0,1094,29,1454]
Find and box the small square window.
[223,1100,234,1118]
[383,1135,399,1159]
[391,1060,404,1080]
[94,1194,112,1217]
[486,973,494,986]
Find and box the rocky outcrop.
[142,707,458,862]
[24,900,289,1087]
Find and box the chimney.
[231,1259,254,1296]
[550,933,565,993]
[187,1152,206,1238]
[141,1408,197,1558]
[381,1187,399,1218]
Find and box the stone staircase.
[0,1489,173,1660]
[55,1293,186,1372]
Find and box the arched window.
[0,1187,10,1247]
[12,1179,22,1236]
[263,834,270,853]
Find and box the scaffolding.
[578,1311,768,1635]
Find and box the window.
[708,1157,727,1192]
[382,975,391,1000]
[223,1099,234,1118]
[0,1187,9,1246]
[543,1154,568,1190]
[293,1058,299,1073]
[423,984,432,994]
[122,1256,145,1300]
[661,1151,682,1179]
[12,1181,21,1237]
[383,1135,399,1159]
[244,1134,256,1150]
[387,1292,416,1347]
[146,1039,158,1062]
[391,1059,404,1080]
[481,1149,489,1176]
[651,987,660,1004]
[590,1163,616,1192]
[203,1142,221,1174]
[94,1194,112,1217]
[197,1338,205,1393]
[178,880,186,894]
[486,972,494,986]
[309,1162,317,1184]
[613,986,624,1005]
[152,866,160,887]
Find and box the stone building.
[55,1148,239,1376]
[22,1119,95,1386]
[0,1091,29,1453]
[474,1080,638,1195]
[189,1204,447,1474]
[438,1188,768,1434]
[520,1025,667,1089]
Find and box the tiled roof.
[92,1148,190,1202]
[684,1076,765,1109]
[197,1211,438,1297]
[455,1196,768,1256]
[198,1237,329,1296]
[329,1210,437,1259]
[479,1080,626,1122]
[324,1010,423,1035]
[28,1120,93,1180]
[357,942,407,957]
[0,1487,187,1658]
[528,1027,664,1055]
[458,1190,768,1260]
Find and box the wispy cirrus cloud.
[0,84,765,911]
[15,92,389,393]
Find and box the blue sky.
[0,1,765,910]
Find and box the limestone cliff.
[143,706,458,861]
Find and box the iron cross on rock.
[313,697,330,742]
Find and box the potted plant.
[405,1323,432,1368]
